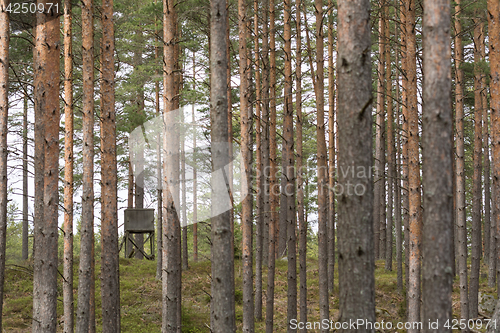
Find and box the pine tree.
[209,0,236,331]
[0,1,8,331]
[337,0,376,331]
[421,0,453,330]
[63,0,75,329]
[32,1,61,331]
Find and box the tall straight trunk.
[210,0,236,332]
[337,0,376,331]
[395,55,403,290]
[226,2,234,264]
[63,0,74,329]
[192,56,198,262]
[266,0,278,331]
[376,1,386,260]
[32,1,60,331]
[421,0,453,330]
[406,0,422,328]
[315,0,329,330]
[296,0,307,328]
[239,0,254,330]
[470,18,484,319]
[260,0,270,271]
[76,0,95,330]
[269,0,279,261]
[400,0,410,295]
[181,136,188,270]
[490,0,500,302]
[454,0,469,324]
[0,2,8,330]
[163,0,181,331]
[156,11,163,279]
[483,25,492,269]
[22,96,28,261]
[253,1,263,320]
[209,1,236,328]
[385,3,394,271]
[327,0,336,292]
[283,0,297,329]
[31,10,45,331]
[100,0,119,329]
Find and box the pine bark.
[163,0,182,331]
[470,18,484,319]
[209,0,236,330]
[156,14,163,279]
[327,0,336,292]
[406,0,422,328]
[254,0,263,320]
[63,0,74,329]
[283,0,297,329]
[32,1,60,331]
[376,1,386,260]
[400,0,410,295]
[337,0,376,331]
[22,96,28,261]
[239,0,254,330]
[488,0,500,299]
[454,0,469,324]
[421,0,453,330]
[100,0,120,330]
[296,0,307,327]
[76,0,95,330]
[385,3,394,271]
[0,2,8,330]
[266,0,278,330]
[315,0,329,330]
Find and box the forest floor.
[1,256,497,332]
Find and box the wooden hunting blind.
[120,208,155,260]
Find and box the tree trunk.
[239,0,254,330]
[488,0,500,299]
[376,1,386,261]
[253,1,263,320]
[421,1,453,330]
[296,0,307,328]
[454,0,469,324]
[337,0,376,331]
[181,125,188,271]
[470,18,484,319]
[483,24,491,267]
[395,56,403,290]
[283,0,297,329]
[76,0,95,330]
[32,1,60,331]
[163,0,182,331]
[400,0,410,298]
[406,0,422,328]
[100,0,120,330]
[22,96,28,261]
[209,1,236,329]
[269,0,279,262]
[31,7,45,330]
[385,3,394,271]
[327,0,336,293]
[315,0,329,330]
[156,13,163,279]
[266,0,278,330]
[0,3,8,330]
[192,80,197,263]
[63,0,74,329]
